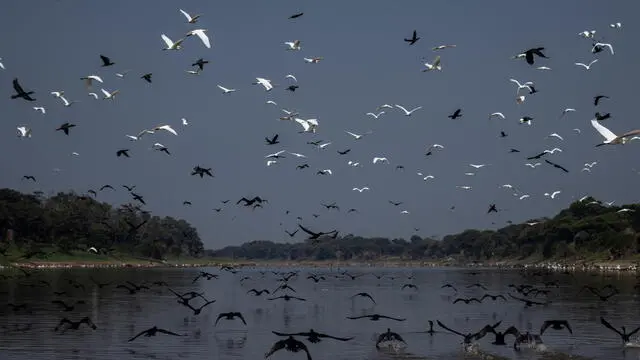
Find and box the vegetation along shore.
[1,187,639,272]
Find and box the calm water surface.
[1,266,639,360]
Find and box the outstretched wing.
[503,326,521,338]
[600,317,623,336]
[13,78,25,93]
[321,333,354,341]
[437,320,465,337]
[540,321,552,335]
[297,224,318,236]
[127,329,149,342]
[265,339,286,358]
[157,328,182,336]
[591,119,617,142]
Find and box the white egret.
[525,163,541,168]
[294,118,319,133]
[154,125,178,136]
[547,133,564,141]
[101,88,119,100]
[217,85,236,94]
[285,74,297,82]
[592,42,614,55]
[284,40,301,50]
[509,78,534,95]
[366,111,385,119]
[422,56,441,71]
[395,104,422,116]
[80,75,103,88]
[17,126,32,138]
[489,112,505,120]
[181,118,189,126]
[591,119,640,146]
[186,29,211,49]
[179,9,201,23]
[352,187,370,192]
[33,107,45,114]
[253,77,273,91]
[88,92,98,99]
[372,157,389,164]
[161,34,185,50]
[575,59,598,70]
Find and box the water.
[1,266,639,360]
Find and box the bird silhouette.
[215,312,247,326]
[128,326,183,342]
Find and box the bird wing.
[157,328,183,336]
[161,34,174,47]
[503,326,521,338]
[346,315,367,320]
[321,333,354,341]
[436,320,465,337]
[192,30,211,48]
[128,329,150,342]
[540,321,552,335]
[179,9,192,21]
[600,317,623,336]
[272,330,295,336]
[236,313,247,324]
[214,313,225,325]
[591,119,617,142]
[297,224,319,236]
[618,129,640,140]
[264,339,286,358]
[394,105,409,114]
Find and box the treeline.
[0,188,204,260]
[210,198,640,262]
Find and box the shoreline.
[1,258,639,273]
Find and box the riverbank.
[2,256,639,273]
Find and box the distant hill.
[209,198,640,262]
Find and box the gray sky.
[1,1,638,248]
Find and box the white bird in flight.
[217,85,236,94]
[181,118,189,126]
[253,77,273,91]
[266,100,277,106]
[51,91,64,98]
[17,126,32,138]
[547,133,564,141]
[509,79,534,95]
[33,107,45,114]
[101,88,119,100]
[285,74,297,82]
[154,125,178,136]
[423,175,435,181]
[179,9,201,23]
[295,118,319,133]
[578,30,596,39]
[525,163,541,168]
[457,186,472,190]
[289,152,306,158]
[115,70,131,78]
[544,147,562,154]
[377,104,393,110]
[186,29,211,49]
[519,195,530,200]
[88,92,98,99]
[60,96,76,107]
[345,130,371,140]
[584,162,597,168]
[432,44,456,51]
[592,42,614,55]
[80,75,103,88]
[575,59,598,70]
[469,164,488,169]
[516,95,526,104]
[395,104,422,116]
[561,108,576,118]
[489,112,505,120]
[536,66,552,71]
[352,187,370,192]
[372,157,389,164]
[545,191,561,199]
[0,57,4,70]
[422,56,441,71]
[284,40,301,51]
[266,160,278,167]
[610,22,622,29]
[591,119,640,146]
[366,111,385,119]
[303,57,323,64]
[161,34,185,50]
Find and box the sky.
[0,0,638,249]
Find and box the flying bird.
[404,30,420,45]
[591,119,640,146]
[99,55,115,67]
[11,78,36,101]
[575,59,598,70]
[185,29,211,49]
[179,9,201,23]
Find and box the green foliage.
[210,198,640,262]
[0,188,204,260]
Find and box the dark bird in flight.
[437,320,501,344]
[56,122,76,135]
[467,283,488,290]
[99,55,115,66]
[192,271,218,283]
[116,149,130,157]
[141,73,153,83]
[404,30,420,45]
[594,95,609,106]
[269,294,306,302]
[247,288,270,296]
[285,229,298,237]
[389,200,403,206]
[52,300,86,312]
[298,224,337,240]
[540,320,572,335]
[215,312,247,326]
[448,109,462,119]
[520,47,548,65]
[191,165,213,178]
[288,12,304,19]
[337,149,351,155]
[351,292,376,304]
[595,112,611,121]
[54,317,97,332]
[99,184,114,191]
[487,204,498,213]
[528,85,538,94]
[481,294,506,302]
[485,325,520,345]
[296,163,309,169]
[22,175,36,182]
[273,329,353,343]
[509,294,550,307]
[286,85,299,92]
[237,196,267,206]
[128,326,183,342]
[441,283,457,292]
[122,185,136,192]
[527,151,548,160]
[265,134,280,145]
[579,285,619,301]
[307,274,325,283]
[182,299,216,315]
[192,58,209,71]
[453,297,482,304]
[11,78,36,101]
[183,201,192,206]
[509,148,520,153]
[347,314,405,322]
[265,336,312,360]
[500,131,507,138]
[600,317,640,344]
[544,159,569,173]
[131,192,145,205]
[402,284,418,291]
[375,328,406,349]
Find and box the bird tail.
[10,94,19,99]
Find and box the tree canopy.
[209,198,640,262]
[0,188,204,260]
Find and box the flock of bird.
[3,265,640,359]
[1,5,638,244]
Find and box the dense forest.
[210,198,640,262]
[0,188,204,260]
